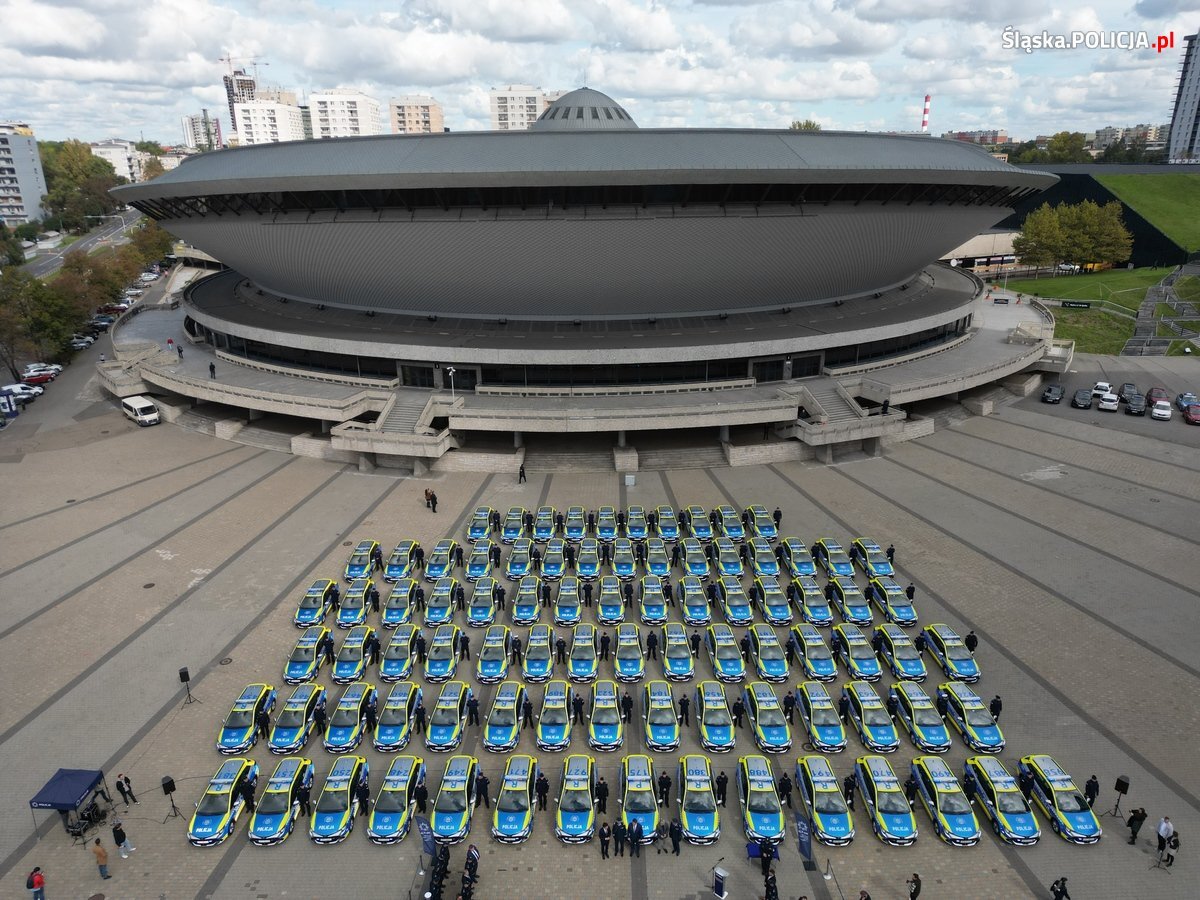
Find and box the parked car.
[1040,384,1064,404]
[1150,400,1172,421]
[1124,394,1146,416]
[1175,391,1198,412]
[1184,404,1200,425]
[1118,382,1138,402]
[1090,381,1112,398]
[1097,393,1119,412]
[1069,389,1092,409]
[2,384,43,402]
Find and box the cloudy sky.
[2,0,1198,144]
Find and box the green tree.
[1091,201,1133,263]
[1012,203,1062,271]
[141,156,166,181]
[1045,131,1090,163]
[39,140,122,232]
[789,119,822,131]
[0,266,77,375]
[0,224,25,266]
[135,140,164,156]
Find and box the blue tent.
[30,769,104,810]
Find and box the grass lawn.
[1003,267,1173,310]
[1175,275,1200,305]
[1051,308,1134,354]
[1167,340,1198,356]
[1096,174,1200,252]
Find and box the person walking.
[678,694,690,727]
[467,694,480,727]
[111,820,135,858]
[599,822,612,859]
[1127,807,1147,844]
[1157,816,1174,855]
[430,492,438,514]
[26,867,45,899]
[1050,876,1071,900]
[1084,775,1099,808]
[906,873,922,899]
[1165,832,1179,867]
[669,817,683,855]
[905,583,915,601]
[600,630,611,660]
[115,778,132,807]
[778,773,793,808]
[177,344,183,359]
[886,544,895,563]
[535,774,550,811]
[773,507,782,529]
[208,361,216,379]
[596,776,609,814]
[476,772,491,808]
[518,464,526,483]
[964,630,978,653]
[414,782,428,814]
[654,820,669,854]
[91,839,111,880]
[843,774,856,811]
[613,820,627,857]
[629,819,644,857]
[989,695,1003,721]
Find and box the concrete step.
[237,425,304,453]
[521,449,616,473]
[806,384,863,423]
[380,395,428,434]
[637,445,728,470]
[175,411,217,435]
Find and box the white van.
[121,395,160,426]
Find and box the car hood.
[495,811,529,834]
[311,811,348,834]
[189,813,229,836]
[879,810,915,837]
[758,724,789,745]
[433,811,466,834]
[219,727,252,748]
[251,812,289,836]
[369,810,408,834]
[428,724,459,744]
[703,724,733,745]
[559,810,592,833]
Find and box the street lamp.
[447,366,456,400]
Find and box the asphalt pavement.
[20,208,143,279]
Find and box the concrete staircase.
[520,447,616,472]
[638,445,728,471]
[380,392,430,434]
[805,382,863,424]
[237,424,305,453]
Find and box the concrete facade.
[234,100,306,145]
[0,122,47,225]
[388,95,444,134]
[309,89,383,138]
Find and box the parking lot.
[0,379,1197,900]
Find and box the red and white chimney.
[921,94,931,133]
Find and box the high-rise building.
[298,106,314,140]
[181,110,223,151]
[1168,29,1200,163]
[235,100,306,145]
[90,139,149,182]
[0,122,48,226]
[223,68,257,137]
[489,85,547,131]
[309,90,383,138]
[389,95,445,134]
[257,87,298,107]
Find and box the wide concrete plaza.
[1,350,1197,900]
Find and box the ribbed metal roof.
[530,88,638,131]
[116,128,1055,200]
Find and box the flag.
[415,816,437,856]
[795,812,812,861]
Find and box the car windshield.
[805,643,831,660]
[349,553,369,567]
[343,595,363,610]
[331,707,361,728]
[625,790,656,813]
[876,791,910,815]
[811,707,840,727]
[559,596,579,609]
[290,646,315,663]
[685,789,716,813]
[276,708,308,728]
[617,643,641,660]
[196,793,230,816]
[481,644,506,662]
[471,598,492,611]
[428,594,450,609]
[385,643,411,660]
[225,708,254,728]
[336,646,361,663]
[715,644,741,661]
[593,707,620,725]
[430,706,461,727]
[758,707,786,728]
[893,645,920,660]
[866,550,887,564]
[542,707,568,726]
[375,791,410,814]
[490,708,516,727]
[429,643,454,661]
[299,595,322,609]
[997,793,1028,814]
[316,789,349,814]
[1056,791,1090,813]
[257,792,291,815]
[571,644,594,660]
[748,791,780,814]
[666,644,690,661]
[759,644,784,661]
[380,706,408,726]
[648,707,677,726]
[863,707,891,727]
[814,791,848,815]
[946,646,973,661]
[561,790,592,813]
[966,709,994,728]
[849,644,875,661]
[527,645,550,661]
[703,706,732,727]
[435,789,467,814]
[913,708,943,727]
[498,788,529,813]
[687,552,705,566]
[939,793,972,815]
[719,550,739,566]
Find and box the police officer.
[414,781,429,814]
[522,695,535,729]
[455,583,466,611]
[886,692,899,720]
[773,507,782,529]
[490,544,501,567]
[555,634,567,664]
[454,544,465,568]
[671,543,681,568]
[843,774,856,811]
[321,632,336,666]
[783,690,796,724]
[871,630,885,654]
[914,630,927,653]
[935,691,949,718]
[595,776,609,814]
[785,635,797,666]
[587,510,596,532]
[495,582,506,611]
[365,701,377,734]
[904,775,919,808]
[965,630,979,653]
[313,703,327,735]
[739,633,751,661]
[369,584,381,614]
[663,580,674,606]
[621,691,634,724]
[535,773,550,810]
[476,771,490,808]
[565,542,576,569]
[414,545,426,569]
[732,697,746,729]
[678,694,690,727]
[414,701,427,734]
[255,707,270,741]
[490,509,501,532]
[1017,769,1034,802]
[355,778,371,817]
[555,511,564,533]
[635,542,645,564]
[657,771,672,807]
[329,582,341,609]
[414,584,426,612]
[905,583,916,601]
[838,692,851,725]
[613,819,627,856]
[366,630,381,666]
[531,545,542,572]
[886,544,895,563]
[583,581,593,607]
[572,691,585,725]
[467,694,480,726]
[297,780,311,817]
[600,631,611,660]
[510,634,523,665]
[824,581,835,602]
[989,695,1003,721]
[459,632,470,660]
[715,771,729,807]
[778,772,793,808]
[706,582,718,604]
[415,631,428,663]
[690,631,701,657]
[646,630,659,660]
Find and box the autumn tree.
[1012,204,1062,271]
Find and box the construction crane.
[217,54,269,80]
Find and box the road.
[20,208,143,278]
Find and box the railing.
[214,350,400,389]
[823,332,973,378]
[860,339,1048,398]
[449,397,794,424]
[474,378,756,398]
[141,367,391,419]
[793,409,908,444]
[330,422,460,457]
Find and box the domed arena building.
[108,89,1068,471]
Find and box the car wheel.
[1050,819,1060,835]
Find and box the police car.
[337,579,372,629]
[661,622,695,681]
[682,537,710,581]
[284,626,328,684]
[921,624,980,682]
[501,506,527,544]
[512,576,540,627]
[743,682,792,753]
[269,684,326,754]
[716,576,753,627]
[745,505,778,542]
[796,756,854,845]
[310,755,369,844]
[533,506,557,542]
[747,624,788,683]
[843,681,899,753]
[248,757,313,846]
[855,755,917,846]
[638,575,668,626]
[467,505,494,542]
[467,578,499,627]
[556,754,597,843]
[374,682,421,752]
[423,624,461,682]
[796,681,846,753]
[939,682,1004,752]
[384,540,421,583]
[619,754,660,841]
[677,755,720,843]
[493,754,538,843]
[614,624,646,682]
[714,537,744,578]
[705,624,746,683]
[332,625,374,684]
[483,681,526,752]
[587,679,624,751]
[344,540,378,581]
[792,575,833,627]
[380,625,419,682]
[294,579,337,626]
[543,538,567,581]
[643,680,681,751]
[695,681,736,752]
[911,756,981,846]
[684,505,713,541]
[569,623,600,683]
[735,755,785,843]
[218,683,276,754]
[506,538,534,580]
[577,538,601,581]
[523,624,554,682]
[432,755,479,844]
[833,624,882,681]
[536,680,575,751]
[645,537,670,577]
[680,576,711,626]
[187,758,258,846]
[597,505,618,542]
[613,537,637,581]
[324,682,377,752]
[425,540,459,582]
[789,624,838,682]
[964,756,1040,845]
[714,505,745,541]
[426,681,472,753]
[754,576,791,626]
[655,505,680,541]
[850,538,894,578]
[627,504,649,541]
[749,537,780,578]
[382,578,416,628]
[466,541,496,582]
[831,576,872,628]
[424,577,457,626]
[476,624,511,684]
[1019,755,1102,844]
[869,576,917,627]
[779,537,817,578]
[813,538,854,578]
[367,755,425,844]
[555,576,582,627]
[565,505,588,542]
[597,575,624,625]
[890,682,951,753]
[875,624,927,681]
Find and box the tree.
[1012,203,1062,271]
[39,140,122,232]
[141,157,166,181]
[1013,200,1132,271]
[0,267,76,375]
[0,224,25,266]
[789,119,822,131]
[135,140,164,156]
[1045,131,1090,163]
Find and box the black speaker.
[1115,775,1130,796]
[162,776,176,796]
[178,667,190,684]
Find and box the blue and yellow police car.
[564,505,587,542]
[284,626,328,684]
[789,624,838,682]
[661,622,695,681]
[1019,755,1102,844]
[501,506,527,544]
[367,755,425,844]
[577,537,601,581]
[779,537,817,578]
[523,624,554,682]
[705,623,745,683]
[939,682,1004,752]
[714,537,743,578]
[791,575,832,627]
[543,537,567,581]
[426,681,472,753]
[248,756,312,846]
[294,579,337,627]
[324,682,377,752]
[382,578,416,628]
[627,505,649,541]
[638,575,668,625]
[613,537,637,581]
[716,576,753,627]
[424,577,458,627]
[796,681,847,753]
[747,624,788,683]
[332,625,374,684]
[813,538,854,578]
[467,505,494,542]
[475,624,511,684]
[424,624,461,683]
[554,576,582,626]
[483,681,526,752]
[467,578,498,627]
[374,681,421,752]
[911,755,981,846]
[269,684,326,754]
[735,755,785,844]
[431,755,478,844]
[536,680,574,751]
[682,537,710,581]
[506,538,533,581]
[843,681,899,753]
[555,754,597,843]
[850,538,894,578]
[218,683,276,754]
[187,758,258,846]
[743,682,792,753]
[833,624,882,681]
[875,623,926,681]
[695,681,735,753]
[714,505,745,541]
[795,755,854,846]
[614,624,646,683]
[380,624,419,682]
[646,537,670,577]
[890,682,951,753]
[868,576,916,627]
[310,755,369,844]
[831,576,872,628]
[964,756,1040,845]
[597,505,618,542]
[533,506,557,542]
[855,755,917,846]
[680,576,710,626]
[685,505,713,541]
[492,754,538,843]
[597,575,624,625]
[619,754,660,841]
[383,540,420,583]
[344,540,378,581]
[466,540,496,583]
[655,504,680,541]
[569,623,599,683]
[922,624,980,682]
[749,537,780,578]
[512,576,540,626]
[587,680,623,752]
[337,577,372,628]
[754,576,791,627]
[677,754,720,843]
[745,505,777,542]
[643,680,681,751]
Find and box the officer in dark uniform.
[824,581,835,602]
[491,509,501,532]
[739,634,751,661]
[657,772,672,807]
[646,631,659,660]
[522,695,535,729]
[714,771,729,806]
[414,781,429,814]
[914,631,926,653]
[663,580,674,606]
[871,630,885,654]
[535,774,550,810]
[454,544,464,568]
[600,631,611,660]
[531,545,542,572]
[621,691,634,723]
[555,634,567,664]
[838,692,851,725]
[415,632,427,663]
[414,585,426,612]
[778,773,793,808]
[773,507,782,529]
[782,690,796,724]
[329,583,341,609]
[369,584,381,614]
[313,703,327,735]
[690,631,701,657]
[459,632,470,660]
[595,776,609,813]
[583,581,593,607]
[255,707,271,740]
[572,691,585,725]
[935,691,949,718]
[965,630,979,653]
[365,701,377,734]
[565,542,575,569]
[414,701,427,734]
[490,544,501,567]
[555,511,565,533]
[671,543,681,568]
[732,697,745,729]
[321,633,336,666]
[886,692,899,720]
[623,582,633,607]
[904,775,919,808]
[414,545,425,569]
[355,779,372,817]
[510,634,523,664]
[297,781,311,816]
[475,771,490,808]
[587,510,596,532]
[906,583,916,601]
[455,583,466,611]
[1017,769,1034,801]
[496,583,507,611]
[886,544,895,563]
[843,774,856,811]
[677,694,690,726]
[467,695,480,726]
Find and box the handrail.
[214,350,400,389]
[142,367,391,415]
[448,397,795,423]
[862,340,1048,396]
[475,378,756,398]
[823,332,972,378]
